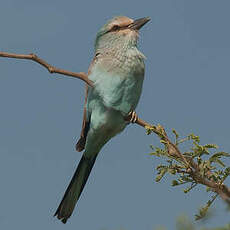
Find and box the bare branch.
[1,51,230,203]
[0,52,93,87]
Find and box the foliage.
[146,126,230,220]
[172,215,230,230]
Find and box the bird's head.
[94,16,150,53]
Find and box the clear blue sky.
[0,0,230,229]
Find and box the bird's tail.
[54,154,97,223]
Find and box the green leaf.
[183,188,189,193]
[160,140,167,145]
[211,152,230,159]
[145,125,156,135]
[155,167,167,182]
[150,147,167,157]
[224,167,230,175]
[180,176,193,183]
[209,152,229,167]
[150,152,161,157]
[204,144,218,149]
[172,129,179,143]
[195,194,218,221]
[216,159,226,167]
[191,143,210,157]
[195,205,209,220]
[150,145,155,150]
[171,180,179,186]
[188,134,200,143]
[168,168,176,175]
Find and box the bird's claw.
[128,111,138,123]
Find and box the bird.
[54,15,150,223]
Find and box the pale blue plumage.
[88,51,145,114]
[85,17,146,156]
[84,50,145,157]
[54,16,150,223]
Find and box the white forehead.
[108,16,134,28]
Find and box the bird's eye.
[111,25,120,31]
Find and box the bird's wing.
[75,84,90,152]
[75,54,99,152]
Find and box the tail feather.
[54,155,97,223]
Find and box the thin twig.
[0,52,93,87]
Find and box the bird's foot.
[127,110,138,123]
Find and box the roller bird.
[54,15,150,223]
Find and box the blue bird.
[54,16,150,223]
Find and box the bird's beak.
[128,17,151,30]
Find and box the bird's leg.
[127,110,138,123]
